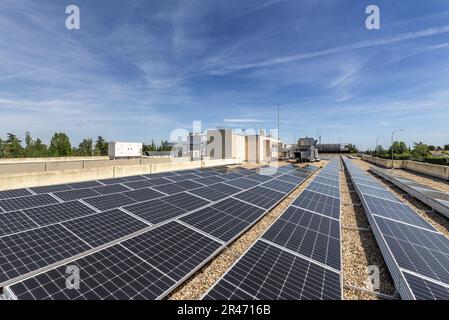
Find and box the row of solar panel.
[0,165,301,286]
[204,158,342,300]
[342,157,449,300]
[3,165,316,299]
[0,167,262,213]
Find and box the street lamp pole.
[376,135,384,158]
[391,129,403,169]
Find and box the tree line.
[365,141,449,164]
[0,132,173,158]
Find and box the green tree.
[347,143,358,153]
[49,132,72,156]
[4,133,24,158]
[444,144,449,151]
[78,138,93,156]
[411,142,430,160]
[428,145,436,151]
[94,136,108,156]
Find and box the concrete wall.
[0,158,241,191]
[362,155,449,180]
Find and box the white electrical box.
[108,142,143,159]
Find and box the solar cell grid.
[312,176,339,188]
[262,210,341,270]
[0,194,59,212]
[122,175,147,182]
[403,272,449,300]
[52,188,101,202]
[62,209,149,247]
[306,182,340,199]
[122,180,154,190]
[122,188,165,202]
[22,201,96,226]
[363,194,433,230]
[160,192,211,212]
[123,199,186,225]
[82,193,136,211]
[233,187,285,209]
[192,176,227,186]
[357,184,399,202]
[92,184,130,195]
[0,224,92,285]
[97,177,128,185]
[8,245,175,300]
[0,188,33,200]
[212,198,265,223]
[174,179,204,190]
[67,181,103,189]
[224,178,259,190]
[204,240,341,300]
[292,190,340,220]
[151,183,185,195]
[262,180,296,194]
[30,184,73,194]
[0,211,39,237]
[122,221,222,282]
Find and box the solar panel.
[160,192,210,212]
[245,174,274,183]
[292,190,340,220]
[52,188,101,202]
[122,175,146,182]
[62,209,149,247]
[342,157,449,299]
[123,199,186,225]
[224,178,259,190]
[67,181,103,189]
[122,221,222,282]
[92,184,130,195]
[262,207,341,270]
[97,177,128,185]
[0,188,32,200]
[220,172,245,180]
[143,172,177,179]
[180,207,250,242]
[151,183,185,195]
[146,177,173,186]
[22,201,97,226]
[8,245,175,300]
[313,176,339,188]
[403,272,449,300]
[122,188,165,202]
[357,184,399,202]
[233,186,285,209]
[276,174,304,185]
[30,184,73,194]
[0,224,92,285]
[0,194,59,212]
[167,174,200,182]
[213,198,266,223]
[82,193,136,211]
[174,179,204,190]
[0,211,39,237]
[192,176,227,186]
[187,186,233,202]
[122,180,154,190]
[306,182,340,199]
[180,199,265,242]
[262,180,296,194]
[204,240,341,300]
[363,194,434,230]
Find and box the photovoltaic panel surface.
[0,194,60,212]
[62,209,149,247]
[52,188,101,202]
[122,188,165,202]
[0,188,32,200]
[82,193,136,211]
[22,201,96,226]
[30,184,72,194]
[342,157,449,299]
[0,224,92,285]
[204,240,341,300]
[0,211,39,237]
[292,190,340,220]
[122,221,222,282]
[123,199,186,225]
[8,245,175,300]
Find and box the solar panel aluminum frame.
[371,167,449,220]
[342,157,437,300]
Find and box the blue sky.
[1,0,449,150]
